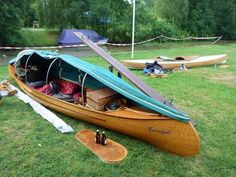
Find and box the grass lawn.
[20,28,59,47]
[0,42,235,177]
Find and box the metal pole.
[131,0,136,59]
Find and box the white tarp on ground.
[10,85,74,133]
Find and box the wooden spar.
[73,32,172,106]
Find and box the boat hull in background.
[121,54,227,69]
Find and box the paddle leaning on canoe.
[9,35,200,156]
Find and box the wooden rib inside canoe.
[121,54,227,69]
[75,129,127,163]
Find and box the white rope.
[0,35,222,50]
[107,36,162,46]
[0,41,106,50]
[106,35,222,46]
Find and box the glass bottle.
[95,129,100,144]
[101,131,107,145]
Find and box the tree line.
[1,0,235,45]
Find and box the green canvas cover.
[10,50,190,123]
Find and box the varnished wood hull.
[9,64,200,156]
[121,54,227,69]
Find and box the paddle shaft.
[74,32,171,105]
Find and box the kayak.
[121,54,227,69]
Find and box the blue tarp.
[57,29,108,46]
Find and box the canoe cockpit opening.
[14,54,128,112]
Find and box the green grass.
[0,42,236,177]
[20,28,59,47]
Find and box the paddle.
[73,32,180,110]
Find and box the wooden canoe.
[9,63,200,156]
[121,54,227,69]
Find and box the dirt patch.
[212,75,236,86]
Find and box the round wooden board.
[75,129,127,163]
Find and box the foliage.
[0,0,39,45]
[34,0,184,43]
[214,0,236,39]
[1,0,236,45]
[0,1,23,46]
[34,0,236,41]
[20,28,59,47]
[0,42,236,176]
[156,0,189,28]
[187,0,236,39]
[20,0,37,27]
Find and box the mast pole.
[131,0,136,59]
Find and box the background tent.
[58,29,108,46]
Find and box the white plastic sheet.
[10,85,74,133]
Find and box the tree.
[2,0,236,45]
[156,0,189,29]
[187,0,216,36]
[187,0,236,39]
[0,1,22,45]
[33,0,184,42]
[214,0,236,39]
